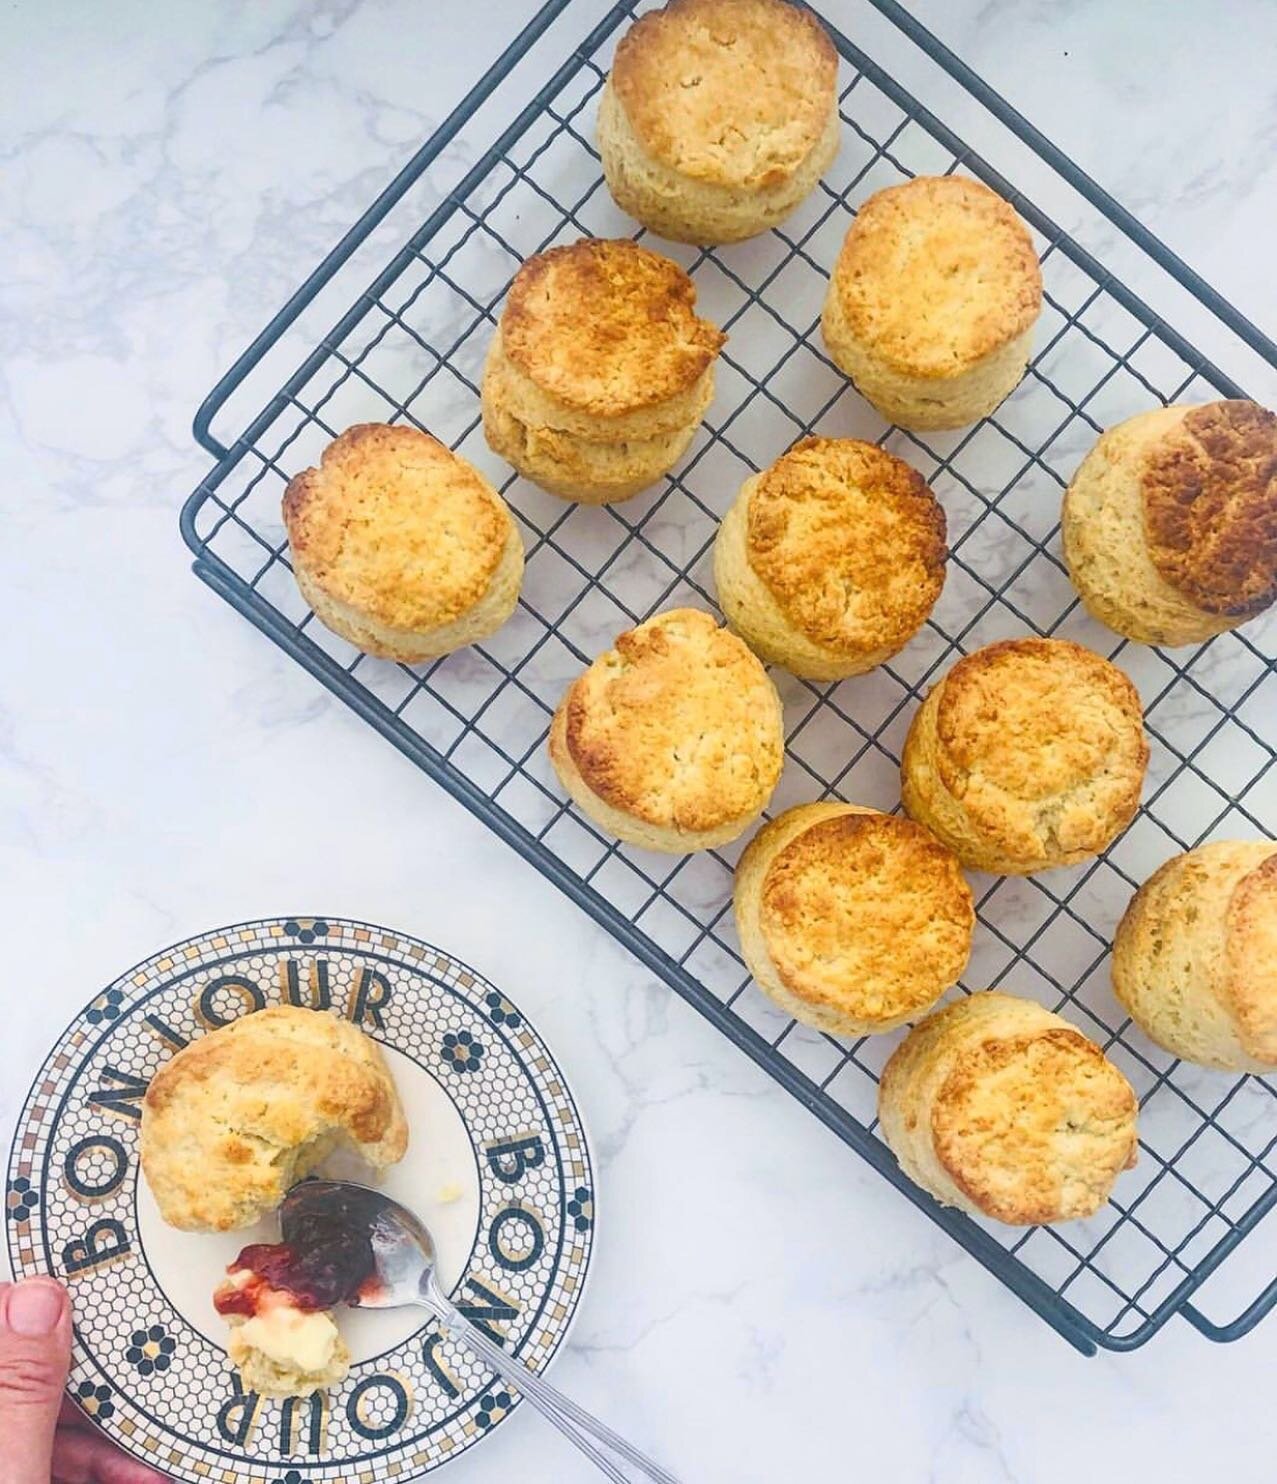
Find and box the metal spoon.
[279,1179,681,1484]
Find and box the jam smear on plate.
[214,1202,378,1315]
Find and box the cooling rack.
[180,0,1277,1353]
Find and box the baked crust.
[1113,840,1277,1070]
[734,802,973,1033]
[828,176,1041,379]
[745,436,946,653]
[500,239,724,418]
[549,607,783,845]
[609,0,837,189]
[878,992,1138,1226]
[901,638,1148,873]
[1141,399,1277,617]
[282,423,514,633]
[1227,851,1277,1061]
[141,1005,408,1232]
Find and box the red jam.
[215,1210,376,1316]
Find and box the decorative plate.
[5,918,595,1481]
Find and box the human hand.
[0,1278,168,1483]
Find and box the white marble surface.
[3,1,1277,1480]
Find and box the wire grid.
[184,6,1277,1351]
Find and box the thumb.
[0,1277,72,1484]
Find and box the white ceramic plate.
[5,918,595,1481]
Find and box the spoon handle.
[420,1279,681,1484]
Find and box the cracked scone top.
[494,238,723,428]
[549,608,784,852]
[1062,399,1277,646]
[734,803,974,1036]
[598,0,840,244]
[879,992,1138,1226]
[482,238,725,502]
[901,637,1148,874]
[714,436,947,679]
[282,422,523,661]
[141,1006,408,1232]
[608,0,835,188]
[822,175,1042,430]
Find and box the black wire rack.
[180,0,1277,1354]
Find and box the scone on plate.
[597,0,840,244]
[714,436,946,679]
[1062,400,1277,647]
[901,637,1148,875]
[734,803,974,1035]
[879,992,1139,1226]
[141,1005,408,1232]
[283,423,523,663]
[215,1255,350,1398]
[549,608,784,852]
[482,238,724,504]
[1113,840,1277,1071]
[822,175,1042,430]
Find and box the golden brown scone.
[734,803,974,1034]
[900,638,1148,875]
[482,326,711,505]
[482,239,724,503]
[1112,840,1277,1071]
[1062,400,1277,647]
[822,176,1042,430]
[714,436,946,679]
[549,608,784,852]
[283,423,523,662]
[598,0,840,244]
[141,1006,408,1232]
[878,992,1138,1225]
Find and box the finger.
[52,1426,170,1483]
[0,1276,72,1484]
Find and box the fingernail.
[5,1278,67,1336]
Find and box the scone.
[141,1006,408,1232]
[482,238,724,503]
[901,637,1148,875]
[734,803,974,1035]
[548,607,784,852]
[597,0,840,244]
[878,992,1139,1226]
[215,1255,350,1398]
[283,423,523,663]
[822,176,1042,430]
[1113,840,1277,1071]
[714,436,946,679]
[1062,400,1277,647]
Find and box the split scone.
[141,1005,408,1232]
[1062,399,1277,647]
[901,637,1148,875]
[1113,839,1277,1071]
[214,1250,351,1398]
[598,0,840,244]
[549,607,784,852]
[714,435,947,679]
[283,422,523,663]
[482,237,724,503]
[734,803,974,1035]
[879,992,1139,1226]
[821,175,1042,430]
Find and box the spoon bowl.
[280,1178,436,1310]
[278,1178,679,1483]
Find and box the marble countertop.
[4,1,1276,1479]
